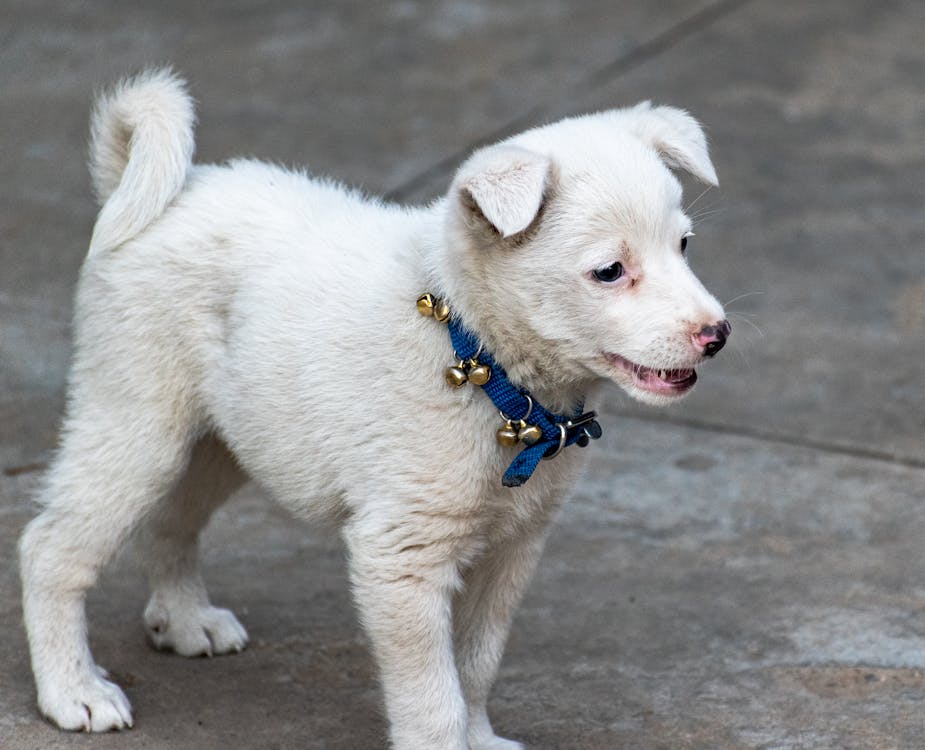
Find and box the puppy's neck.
[471,326,590,416]
[420,201,593,414]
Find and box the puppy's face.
[447,103,729,405]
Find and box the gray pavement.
[2,1,924,748]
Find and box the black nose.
[698,320,731,357]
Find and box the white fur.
[87,69,196,256]
[456,145,551,238]
[20,70,727,748]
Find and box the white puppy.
[19,69,729,749]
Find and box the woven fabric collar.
[446,316,602,487]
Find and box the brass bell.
[496,420,520,447]
[445,361,469,388]
[433,300,451,323]
[467,361,492,386]
[517,423,543,446]
[416,293,435,317]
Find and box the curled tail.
[87,68,196,257]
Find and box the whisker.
[726,311,765,337]
[685,185,714,213]
[690,207,726,222]
[732,344,753,371]
[723,290,764,307]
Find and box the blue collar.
[444,312,602,487]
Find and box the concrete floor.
[2,1,924,748]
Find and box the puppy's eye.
[681,231,694,255]
[592,261,625,283]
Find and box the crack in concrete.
[583,0,754,89]
[613,412,925,471]
[384,0,754,202]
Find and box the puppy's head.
[443,102,729,406]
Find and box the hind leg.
[141,436,249,657]
[19,399,195,732]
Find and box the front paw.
[38,668,133,732]
[144,600,248,657]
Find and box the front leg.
[344,517,470,750]
[454,532,547,750]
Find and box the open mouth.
[604,353,698,395]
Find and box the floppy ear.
[453,145,551,238]
[626,101,718,186]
